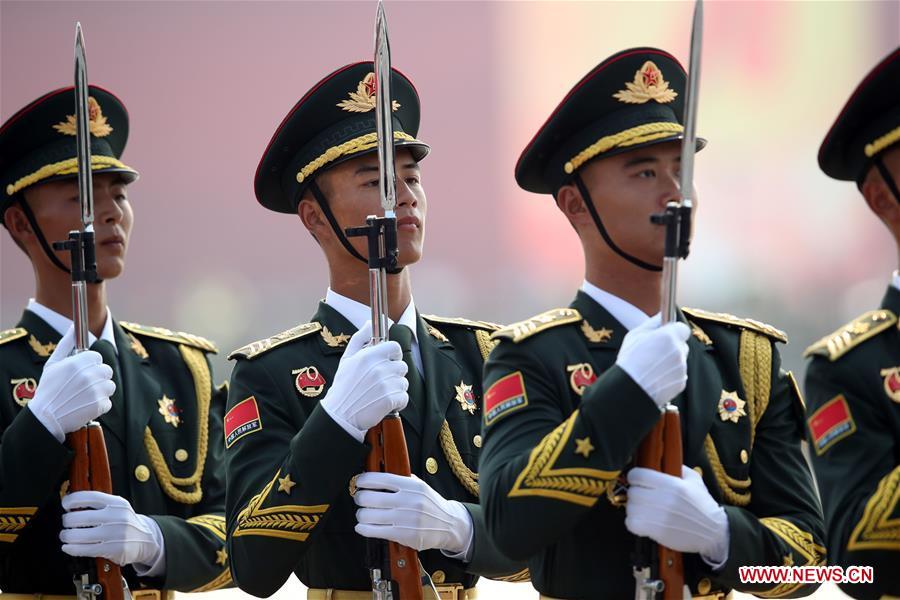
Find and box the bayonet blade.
[678,0,703,202]
[374,0,396,215]
[74,22,94,229]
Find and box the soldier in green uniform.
[804,47,900,600]
[479,48,825,600]
[224,62,525,599]
[0,86,231,593]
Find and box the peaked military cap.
[516,47,705,194]
[0,85,139,216]
[255,61,430,214]
[819,47,900,183]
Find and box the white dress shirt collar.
[580,280,651,332]
[26,298,118,353]
[892,271,900,292]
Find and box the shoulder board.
[421,314,502,331]
[491,308,582,343]
[682,308,787,343]
[228,322,323,360]
[119,322,218,354]
[0,328,28,347]
[803,309,896,361]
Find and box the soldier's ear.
[297,196,324,242]
[3,202,33,254]
[556,183,589,229]
[862,169,899,225]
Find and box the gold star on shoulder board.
[277,473,296,494]
[574,436,595,458]
[157,395,181,427]
[216,548,228,566]
[321,326,350,348]
[581,321,613,343]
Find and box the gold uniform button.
[697,577,712,595]
[473,435,482,448]
[432,570,446,584]
[425,457,439,475]
[175,449,189,462]
[135,465,150,482]
[740,449,749,464]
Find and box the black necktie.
[88,338,127,494]
[389,324,425,431]
[90,339,124,425]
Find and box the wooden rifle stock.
[68,423,126,600]
[635,407,684,600]
[365,415,423,600]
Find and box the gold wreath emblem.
[337,73,401,113]
[613,61,678,105]
[53,97,113,137]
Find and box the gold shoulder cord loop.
[439,420,479,497]
[144,344,212,504]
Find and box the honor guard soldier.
[0,87,231,593]
[479,48,825,599]
[804,47,900,600]
[224,62,525,598]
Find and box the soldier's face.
[319,148,427,266]
[577,141,692,264]
[20,172,133,280]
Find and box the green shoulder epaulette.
[421,314,502,331]
[120,321,218,354]
[491,308,582,343]
[682,308,788,343]
[228,322,323,360]
[0,328,28,347]
[803,309,896,361]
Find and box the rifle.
[634,2,703,599]
[51,23,129,600]
[344,3,426,598]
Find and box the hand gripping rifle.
[345,3,427,598]
[51,23,129,600]
[634,3,703,599]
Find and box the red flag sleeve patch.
[225,396,263,448]
[808,394,856,456]
[484,371,528,426]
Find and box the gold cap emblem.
[337,73,400,113]
[613,61,678,105]
[53,97,113,137]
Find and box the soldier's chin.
[96,259,125,280]
[397,244,423,267]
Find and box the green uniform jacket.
[0,310,231,593]
[224,302,526,597]
[804,285,900,600]
[480,291,825,600]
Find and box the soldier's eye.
[636,169,655,179]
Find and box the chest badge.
[158,395,181,427]
[718,390,746,423]
[567,363,597,396]
[10,378,37,407]
[293,366,326,398]
[879,367,900,403]
[455,381,477,415]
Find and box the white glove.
[625,465,730,566]
[321,322,409,442]
[29,326,114,443]
[60,491,165,575]
[353,472,473,557]
[615,315,690,408]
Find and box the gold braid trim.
[509,411,618,507]
[143,345,212,504]
[439,420,479,497]
[186,513,226,541]
[564,122,683,174]
[848,465,900,551]
[756,517,826,598]
[703,435,751,506]
[187,567,233,593]
[492,567,531,582]
[865,125,900,158]
[474,329,499,361]
[6,155,133,196]
[739,329,772,449]
[296,132,416,183]
[0,507,37,543]
[234,470,329,542]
